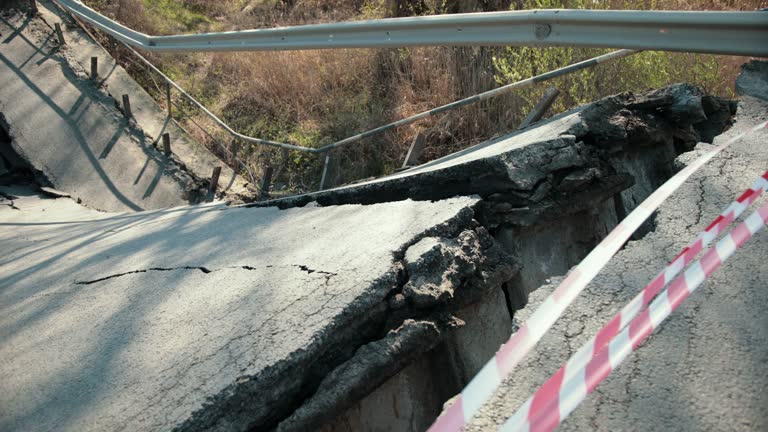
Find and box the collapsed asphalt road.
[1,4,761,427]
[0,188,511,431]
[0,75,747,431]
[0,1,250,212]
[462,81,768,430]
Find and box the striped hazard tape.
[503,199,768,432]
[428,121,768,432]
[501,171,768,431]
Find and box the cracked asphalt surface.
[0,190,479,431]
[31,0,252,199]
[0,2,248,211]
[465,96,768,431]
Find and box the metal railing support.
[402,133,426,169]
[259,165,273,201]
[165,81,172,118]
[54,23,66,45]
[519,86,561,129]
[90,56,98,79]
[208,166,222,200]
[162,133,171,156]
[319,151,332,191]
[121,94,132,118]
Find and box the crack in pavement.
[0,191,20,210]
[75,266,213,284]
[74,263,338,286]
[295,264,338,277]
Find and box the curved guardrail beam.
[57,0,642,157]
[121,41,638,158]
[55,0,768,56]
[122,45,321,153]
[51,0,767,189]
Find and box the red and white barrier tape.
[428,121,768,432]
[501,171,768,431]
[504,200,768,432]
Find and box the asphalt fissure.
[228,214,519,432]
[74,266,213,285]
[252,84,737,431]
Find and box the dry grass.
[85,0,768,192]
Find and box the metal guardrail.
[56,0,641,154]
[49,0,768,190]
[317,48,638,188]
[55,0,768,56]
[319,49,637,153]
[111,33,639,188]
[120,44,315,153]
[125,39,639,188]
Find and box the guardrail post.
[28,0,38,15]
[54,23,66,46]
[165,82,172,117]
[402,132,426,169]
[519,86,561,129]
[121,95,132,118]
[162,133,171,156]
[319,151,332,191]
[90,57,98,80]
[208,166,222,201]
[259,165,273,201]
[231,141,240,173]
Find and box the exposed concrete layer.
[320,282,514,432]
[464,96,768,431]
[278,317,463,431]
[319,352,454,432]
[496,197,618,298]
[0,187,520,432]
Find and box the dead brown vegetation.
[84,0,768,193]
